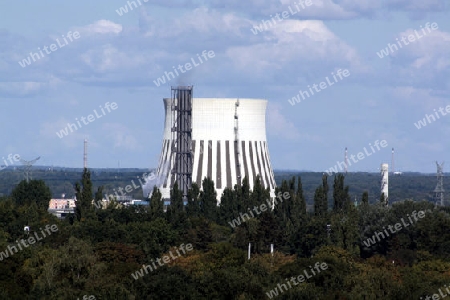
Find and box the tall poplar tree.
[314,185,327,217]
[186,182,201,218]
[149,186,164,219]
[200,177,217,222]
[74,168,97,221]
[361,191,369,205]
[333,173,350,212]
[218,187,237,226]
[167,182,187,232]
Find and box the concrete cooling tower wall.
[144,97,276,201]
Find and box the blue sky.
[0,0,449,173]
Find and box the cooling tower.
[380,163,389,206]
[145,94,277,201]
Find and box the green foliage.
[239,176,251,210]
[186,217,214,251]
[273,180,290,225]
[200,177,218,222]
[74,168,95,222]
[313,185,327,217]
[296,176,307,217]
[149,186,164,219]
[362,190,369,205]
[329,206,360,256]
[218,187,237,226]
[11,179,52,212]
[333,173,350,211]
[249,175,269,209]
[186,182,201,218]
[167,182,188,235]
[3,170,450,299]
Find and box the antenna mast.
[84,139,88,169]
[434,161,445,207]
[344,147,348,174]
[391,148,395,174]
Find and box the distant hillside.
[0,168,154,200]
[0,168,447,205]
[274,171,448,205]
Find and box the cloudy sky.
[1,0,449,173]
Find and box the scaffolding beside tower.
[170,86,193,202]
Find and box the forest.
[0,169,450,299]
[0,168,445,204]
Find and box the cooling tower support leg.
[234,99,241,186]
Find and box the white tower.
[380,163,389,206]
[147,97,277,201]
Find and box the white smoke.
[142,162,170,198]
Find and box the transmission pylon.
[20,156,40,182]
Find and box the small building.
[48,195,76,219]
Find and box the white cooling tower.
[380,163,389,206]
[147,97,277,201]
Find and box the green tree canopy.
[11,179,52,212]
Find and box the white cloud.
[0,81,44,97]
[173,7,248,36]
[75,20,123,36]
[387,0,447,12]
[102,123,140,151]
[390,86,447,111]
[80,44,145,72]
[40,118,89,148]
[267,103,301,141]
[399,27,450,66]
[226,20,361,81]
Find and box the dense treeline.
[0,169,447,204]
[0,169,450,299]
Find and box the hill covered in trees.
[0,168,447,205]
